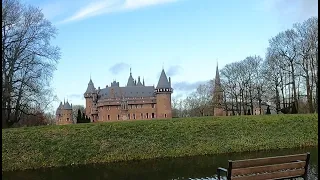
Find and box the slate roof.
[56,101,72,112]
[98,86,155,99]
[56,102,63,114]
[85,79,96,93]
[215,63,221,86]
[156,69,171,89]
[63,101,72,109]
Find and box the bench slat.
[232,161,306,176]
[231,153,307,169]
[231,168,305,180]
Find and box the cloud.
[59,0,179,24]
[109,62,130,75]
[167,65,182,77]
[68,94,83,99]
[172,80,208,91]
[257,0,318,23]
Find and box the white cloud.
[59,0,178,24]
[257,0,318,23]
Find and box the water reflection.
[3,146,318,180]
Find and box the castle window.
[133,114,136,119]
[165,114,167,118]
[117,115,120,120]
[151,104,154,108]
[67,118,69,121]
[128,114,130,119]
[141,113,143,119]
[135,105,138,108]
[108,115,110,120]
[152,113,155,118]
[140,105,142,108]
[146,113,149,119]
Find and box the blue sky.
[23,0,317,113]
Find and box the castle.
[55,100,73,125]
[56,68,173,124]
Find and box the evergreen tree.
[82,113,86,123]
[85,116,91,123]
[76,109,82,123]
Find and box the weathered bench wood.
[217,152,310,180]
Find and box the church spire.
[215,62,221,86]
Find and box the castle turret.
[213,62,226,116]
[155,69,173,119]
[84,78,96,119]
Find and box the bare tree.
[294,17,318,113]
[2,0,60,128]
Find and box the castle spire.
[137,76,143,86]
[127,68,135,86]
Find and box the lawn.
[2,114,318,171]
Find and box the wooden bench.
[217,152,310,180]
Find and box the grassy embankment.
[2,114,318,171]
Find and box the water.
[3,146,318,180]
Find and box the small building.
[56,101,73,125]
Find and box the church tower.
[213,63,226,116]
[155,69,173,119]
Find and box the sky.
[22,0,318,113]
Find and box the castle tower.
[213,63,226,116]
[84,78,96,121]
[155,69,173,119]
[56,100,73,125]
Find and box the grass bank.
[2,114,318,171]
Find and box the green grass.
[2,114,318,171]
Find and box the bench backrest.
[227,152,310,180]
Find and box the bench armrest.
[218,167,227,172]
[217,167,228,180]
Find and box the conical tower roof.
[85,78,95,93]
[156,69,171,89]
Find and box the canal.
[3,146,318,180]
